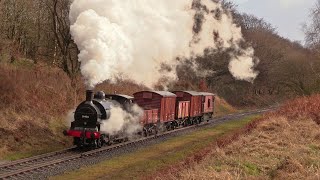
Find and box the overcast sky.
[230,0,316,43]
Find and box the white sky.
[230,0,316,42]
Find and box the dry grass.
[273,94,320,124]
[171,117,320,180]
[155,95,320,179]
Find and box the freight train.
[63,90,215,148]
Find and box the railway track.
[0,107,273,180]
[0,147,78,177]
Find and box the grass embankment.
[214,97,238,117]
[156,95,320,179]
[52,115,260,180]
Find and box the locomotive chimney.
[86,90,94,102]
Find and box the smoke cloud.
[101,104,143,136]
[70,0,259,88]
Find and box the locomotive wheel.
[73,137,81,146]
[96,138,103,148]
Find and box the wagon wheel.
[102,134,111,146]
[183,119,189,127]
[170,122,175,130]
[194,118,199,125]
[143,128,149,137]
[189,119,194,126]
[166,123,173,131]
[154,126,158,136]
[165,124,170,131]
[201,116,205,123]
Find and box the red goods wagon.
[133,91,176,123]
[172,91,202,117]
[152,109,159,121]
[141,109,159,124]
[176,101,190,119]
[200,92,215,117]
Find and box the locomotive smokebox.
[86,90,94,102]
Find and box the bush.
[274,94,320,124]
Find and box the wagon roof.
[134,91,176,97]
[151,91,177,97]
[199,92,215,96]
[106,94,134,99]
[173,91,202,96]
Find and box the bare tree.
[305,0,320,56]
[0,0,53,61]
[45,0,80,82]
[240,13,277,34]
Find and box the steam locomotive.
[64,90,215,148]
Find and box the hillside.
[0,63,146,159]
[1,0,319,109]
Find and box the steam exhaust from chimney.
[70,0,259,88]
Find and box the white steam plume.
[101,104,143,136]
[229,47,259,82]
[70,0,259,88]
[65,110,75,127]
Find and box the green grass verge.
[52,115,260,180]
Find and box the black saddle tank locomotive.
[64,90,112,148]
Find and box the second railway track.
[0,107,273,180]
